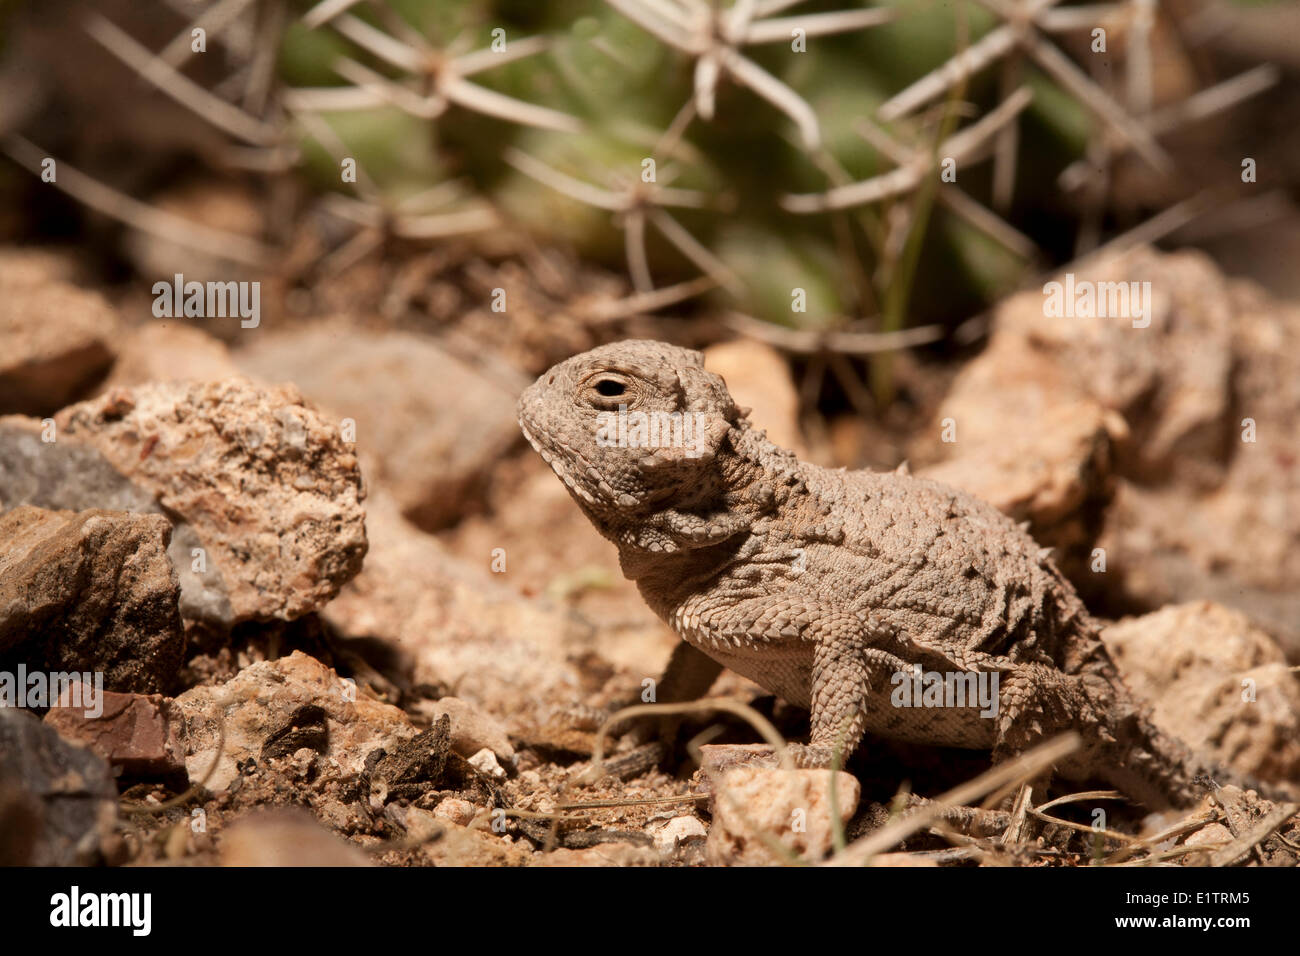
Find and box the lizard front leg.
[790,614,898,769]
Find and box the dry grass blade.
[84,12,282,146]
[744,9,897,45]
[1208,802,1300,868]
[878,25,1017,121]
[503,148,627,211]
[581,275,719,321]
[392,207,499,239]
[3,136,275,267]
[825,733,1081,865]
[725,310,945,353]
[586,698,794,781]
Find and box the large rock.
[1103,602,1300,782]
[0,505,183,693]
[0,377,367,625]
[322,491,596,733]
[235,323,520,530]
[0,707,118,865]
[0,249,119,416]
[172,650,416,794]
[915,247,1300,647]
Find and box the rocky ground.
[2,243,1298,867]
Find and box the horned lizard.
[519,339,1289,809]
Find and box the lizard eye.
[583,372,637,409]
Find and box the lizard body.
[519,339,1275,808]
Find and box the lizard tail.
[1084,684,1300,810]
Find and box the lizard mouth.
[517,415,599,505]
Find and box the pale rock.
[433,798,477,827]
[468,748,506,780]
[704,340,805,456]
[916,247,1300,648]
[235,322,520,530]
[0,250,118,415]
[1182,822,1233,850]
[100,322,240,391]
[648,814,708,857]
[0,377,367,625]
[1103,601,1300,782]
[321,490,593,735]
[706,766,859,866]
[172,651,416,793]
[531,843,660,867]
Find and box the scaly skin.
[519,340,1263,808]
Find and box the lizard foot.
[786,743,840,769]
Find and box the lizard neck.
[609,421,807,587]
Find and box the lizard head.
[518,340,741,518]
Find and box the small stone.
[99,322,240,392]
[433,798,477,827]
[706,766,860,866]
[321,490,592,736]
[703,341,804,456]
[0,377,367,626]
[42,682,185,777]
[0,252,119,416]
[1183,822,1233,850]
[531,844,660,867]
[1104,602,1300,782]
[468,748,506,780]
[235,323,521,530]
[648,815,708,857]
[696,743,779,785]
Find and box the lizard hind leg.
[993,664,1198,809]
